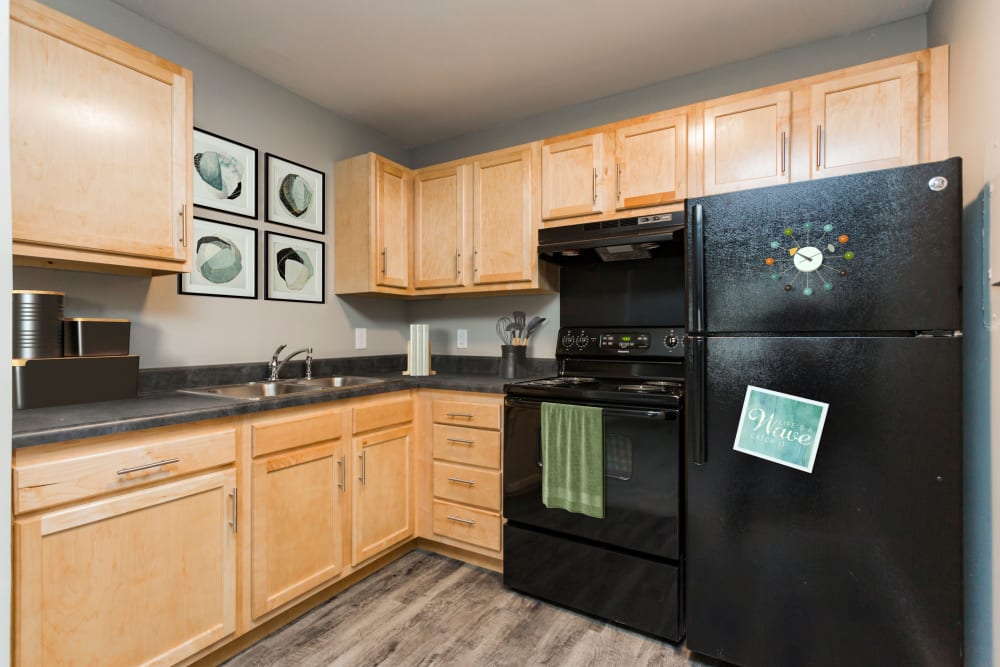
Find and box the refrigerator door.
[685,335,962,667]
[686,158,962,334]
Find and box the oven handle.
[504,397,676,421]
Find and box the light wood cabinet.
[615,112,687,209]
[810,61,920,179]
[10,0,193,276]
[14,469,237,666]
[249,409,345,619]
[334,153,413,295]
[541,132,606,220]
[703,90,792,194]
[472,146,537,286]
[350,393,415,566]
[413,164,468,289]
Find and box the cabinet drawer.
[14,422,237,514]
[251,409,342,457]
[353,395,413,434]
[432,399,500,430]
[432,461,501,511]
[432,424,501,468]
[432,500,501,552]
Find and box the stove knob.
[561,334,575,348]
[575,334,590,349]
[664,334,679,348]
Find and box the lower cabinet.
[249,407,346,619]
[14,468,237,667]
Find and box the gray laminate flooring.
[225,549,718,667]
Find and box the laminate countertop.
[13,372,520,449]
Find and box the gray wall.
[16,0,413,369]
[929,1,1000,663]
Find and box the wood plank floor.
[225,549,719,666]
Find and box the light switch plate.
[457,329,468,349]
[355,327,367,349]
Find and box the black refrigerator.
[684,158,964,667]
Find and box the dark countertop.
[13,372,520,449]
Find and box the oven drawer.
[432,500,501,551]
[432,399,501,430]
[433,461,501,511]
[432,424,501,468]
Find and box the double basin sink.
[179,376,387,401]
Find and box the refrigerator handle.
[687,336,707,466]
[687,203,706,333]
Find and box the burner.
[618,382,680,393]
[525,376,599,388]
[643,380,683,388]
[560,377,598,385]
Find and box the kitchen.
[2,0,998,665]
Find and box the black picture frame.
[265,153,326,233]
[264,231,326,303]
[178,217,258,299]
[193,127,258,220]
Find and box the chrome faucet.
[268,344,313,381]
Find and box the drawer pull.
[446,412,475,419]
[116,458,179,476]
[446,437,475,445]
[447,476,477,486]
[447,515,476,526]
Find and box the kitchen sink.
[290,375,386,388]
[179,381,323,400]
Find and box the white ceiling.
[110,0,931,149]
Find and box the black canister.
[500,344,527,379]
[13,290,65,359]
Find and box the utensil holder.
[500,345,527,379]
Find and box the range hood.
[538,212,684,263]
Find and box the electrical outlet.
[354,327,367,349]
[457,329,468,349]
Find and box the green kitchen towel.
[541,402,605,519]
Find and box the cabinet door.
[352,425,413,565]
[703,91,791,195]
[413,165,466,289]
[541,133,604,220]
[374,157,411,288]
[810,62,919,179]
[615,113,687,209]
[14,470,236,667]
[473,147,534,285]
[10,4,190,266]
[251,442,344,619]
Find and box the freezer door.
[686,158,961,334]
[685,335,962,667]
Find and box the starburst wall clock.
[764,222,855,295]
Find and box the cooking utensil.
[513,311,526,341]
[524,316,546,341]
[496,316,513,345]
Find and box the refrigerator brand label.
[733,386,829,473]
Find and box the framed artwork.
[178,217,257,299]
[193,128,258,219]
[265,231,325,303]
[265,153,325,233]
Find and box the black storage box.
[63,318,131,356]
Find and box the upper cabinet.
[334,153,413,295]
[10,0,193,275]
[540,133,606,220]
[472,146,536,286]
[614,112,687,210]
[809,61,919,179]
[702,91,791,195]
[413,164,468,290]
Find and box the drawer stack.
[430,397,502,553]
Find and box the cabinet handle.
[381,248,387,275]
[592,167,598,204]
[447,476,477,486]
[446,437,475,445]
[447,515,476,526]
[179,204,187,247]
[816,125,823,169]
[455,252,461,278]
[446,412,474,419]
[229,487,238,533]
[338,455,345,491]
[616,163,622,202]
[359,451,366,485]
[117,457,179,476]
[780,131,787,175]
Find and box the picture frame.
[178,217,258,299]
[265,153,326,233]
[193,128,258,219]
[265,231,325,303]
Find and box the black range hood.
[538,212,685,263]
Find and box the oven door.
[503,395,681,560]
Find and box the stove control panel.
[556,327,686,358]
